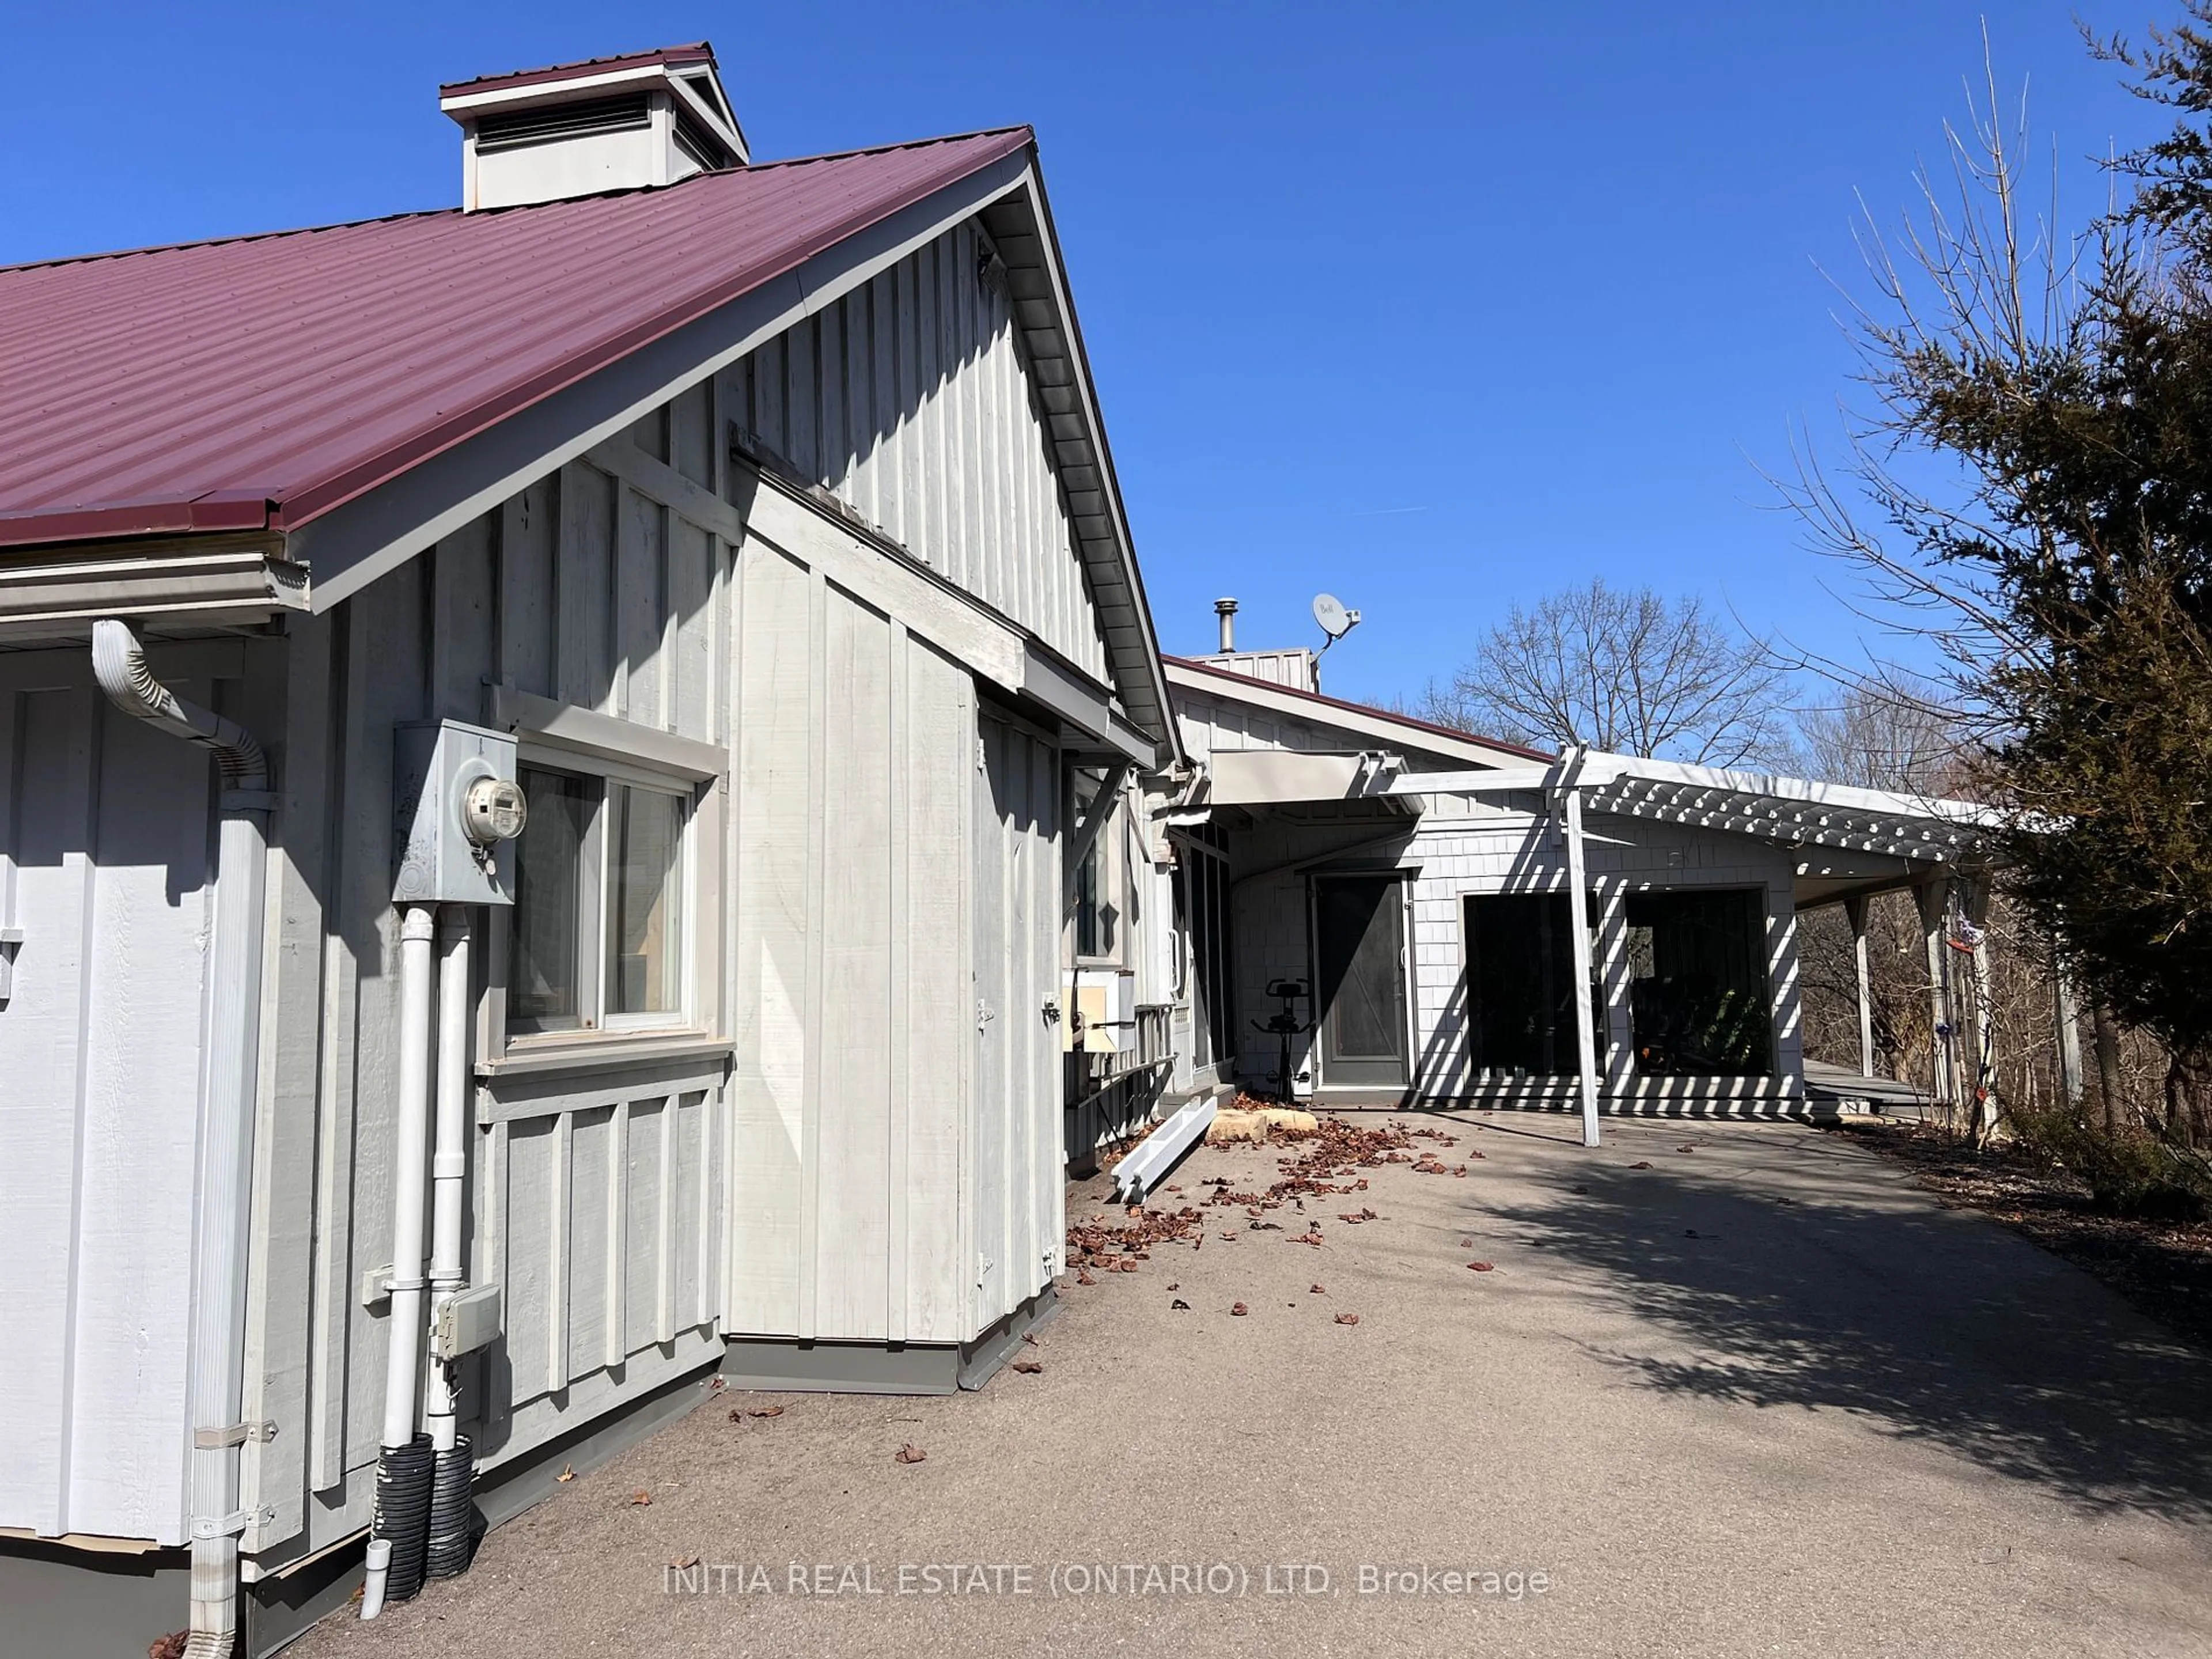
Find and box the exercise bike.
[1249,978,1314,1103]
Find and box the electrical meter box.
[393,719,524,906]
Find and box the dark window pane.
[608,784,685,1016]
[1463,891,1604,1078]
[1624,889,1772,1075]
[512,768,594,1028]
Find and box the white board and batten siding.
[724,530,976,1344]
[243,382,733,1560]
[0,644,274,1545]
[719,215,1109,685]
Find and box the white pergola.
[1380,749,2013,1146]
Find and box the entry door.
[971,707,1062,1328]
[1313,876,1410,1087]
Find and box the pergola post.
[2054,957,2086,1108]
[1844,893,1874,1079]
[1961,876,1997,1141]
[1562,786,1601,1148]
[1916,877,1955,1111]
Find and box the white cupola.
[439,43,749,211]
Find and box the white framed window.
[507,754,696,1038]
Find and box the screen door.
[1313,875,1410,1086]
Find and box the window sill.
[478,1032,733,1081]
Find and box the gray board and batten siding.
[0,204,1132,1591]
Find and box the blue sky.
[0,3,2174,709]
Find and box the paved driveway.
[293,1115,2212,1658]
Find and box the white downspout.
[359,903,438,1618]
[90,620,271,1659]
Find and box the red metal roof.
[1162,653,1556,763]
[440,43,717,99]
[0,127,1032,549]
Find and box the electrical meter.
[393,720,523,906]
[462,775,528,846]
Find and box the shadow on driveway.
[1468,1126,2212,1521]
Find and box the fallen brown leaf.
[895,1444,927,1464]
[1467,1261,1495,1272]
[555,1464,576,1483]
[629,1490,652,1506]
[1310,1283,1327,1294]
[1075,1268,1097,1285]
[1012,1360,1042,1374]
[1335,1312,1360,1326]
[1166,1282,1180,1291]
[670,1553,700,1570]
[1630,1161,1653,1170]
[1230,1301,1249,1316]
[749,1406,784,1418]
[1677,1145,1696,1153]
[1022,1331,1040,1346]
[149,1634,188,1659]
[1460,1238,1475,1249]
[1171,1298,1191,1309]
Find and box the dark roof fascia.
[285,143,1036,612]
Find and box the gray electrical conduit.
[90,621,270,1659]
[424,908,475,1580]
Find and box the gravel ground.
[290,1113,2212,1658]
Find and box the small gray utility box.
[393,719,524,906]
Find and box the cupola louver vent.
[439,44,750,210]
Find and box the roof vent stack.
[440,44,749,211]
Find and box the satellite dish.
[1312,592,1361,642]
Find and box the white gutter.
[90,620,271,1659]
[1110,1093,1219,1203]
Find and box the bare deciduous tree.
[1414,578,1790,765]
[1790,673,1972,792]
